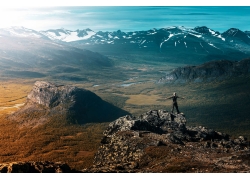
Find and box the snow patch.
[208,29,216,35]
[63,31,96,42]
[184,42,187,48]
[43,30,96,42]
[208,43,220,50]
[141,40,146,45]
[108,34,113,38]
[189,32,202,38]
[160,34,174,48]
[216,34,225,41]
[148,32,157,35]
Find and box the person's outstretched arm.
[165,96,173,99]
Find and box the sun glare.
[0,8,24,28]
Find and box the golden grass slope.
[0,80,33,115]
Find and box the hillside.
[0,81,130,170]
[0,27,113,82]
[158,58,250,83]
[1,109,250,173]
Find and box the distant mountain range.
[40,26,250,63]
[1,25,250,66]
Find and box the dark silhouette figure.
[166,92,184,114]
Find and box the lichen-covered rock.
[83,109,250,173]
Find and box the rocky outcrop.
[7,81,129,127]
[27,81,78,108]
[82,109,250,173]
[158,59,250,84]
[0,161,74,173]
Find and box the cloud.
[175,13,214,15]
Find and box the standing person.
[166,92,184,114]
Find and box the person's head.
[173,92,176,96]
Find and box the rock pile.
[82,109,250,173]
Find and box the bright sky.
[0,0,250,32]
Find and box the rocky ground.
[82,110,250,173]
[0,161,78,173]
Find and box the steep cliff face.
[159,58,250,83]
[83,110,250,173]
[27,81,78,108]
[7,81,129,127]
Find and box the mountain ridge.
[2,25,250,65]
[158,58,250,84]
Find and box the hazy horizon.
[1,6,250,33]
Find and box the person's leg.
[175,104,180,114]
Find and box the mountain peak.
[193,26,219,35]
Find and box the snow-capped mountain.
[39,26,250,50]
[58,26,250,63]
[1,26,250,64]
[40,28,96,42]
